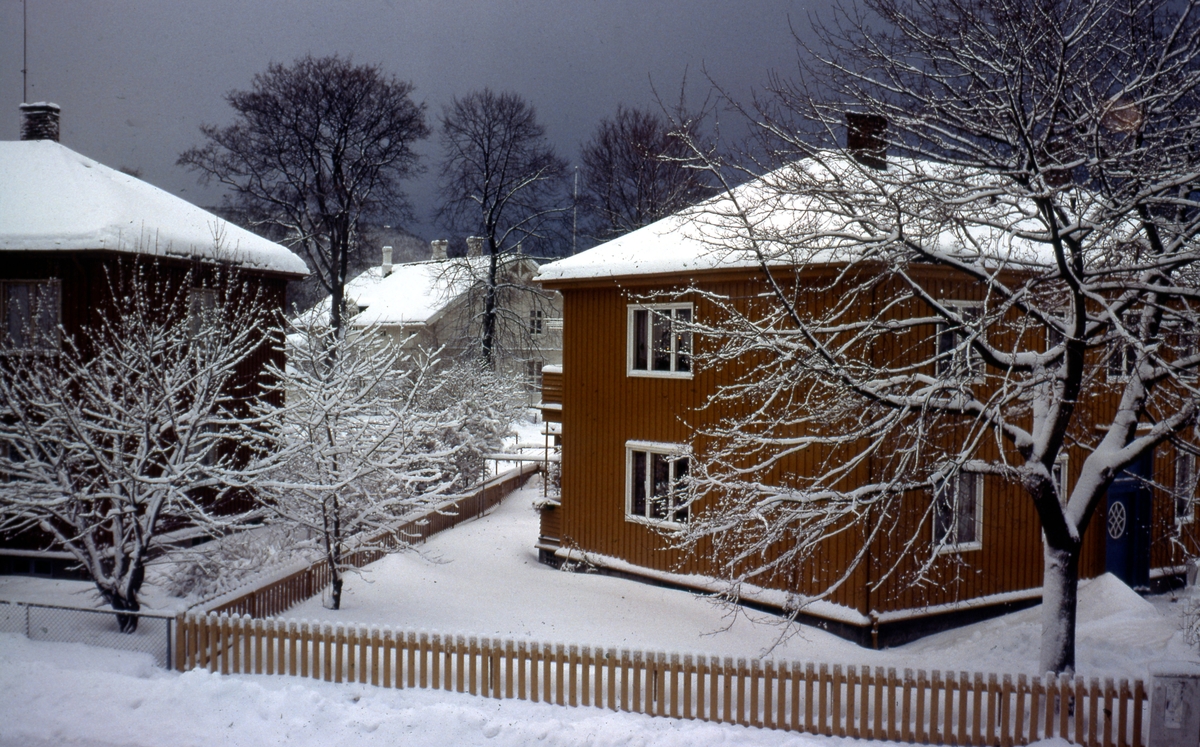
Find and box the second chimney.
[466,236,483,257]
[382,245,393,276]
[430,239,448,260]
[846,112,887,170]
[20,102,61,142]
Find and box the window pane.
[956,473,978,543]
[1178,455,1197,522]
[652,311,672,371]
[6,283,32,347]
[634,310,648,370]
[672,457,689,522]
[936,324,955,378]
[674,308,692,373]
[650,453,671,519]
[632,451,647,517]
[35,283,58,341]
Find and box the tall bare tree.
[436,88,568,366]
[579,105,713,241]
[179,55,430,336]
[669,0,1200,674]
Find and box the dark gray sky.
[2,0,817,239]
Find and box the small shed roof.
[0,140,308,276]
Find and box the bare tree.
[669,0,1200,674]
[258,321,518,610]
[0,263,274,630]
[436,89,569,366]
[179,55,430,336]
[579,104,713,241]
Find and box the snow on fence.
[1,599,176,667]
[203,463,538,619]
[174,611,1147,746]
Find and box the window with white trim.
[628,304,692,376]
[935,303,982,380]
[626,442,689,524]
[1176,452,1198,525]
[1,279,60,352]
[933,471,983,552]
[529,309,544,335]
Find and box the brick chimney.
[382,246,393,276]
[466,236,483,257]
[20,102,61,142]
[430,239,448,260]
[846,112,887,170]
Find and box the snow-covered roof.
[0,140,308,276]
[333,254,536,328]
[537,152,1062,284]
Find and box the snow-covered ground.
[0,632,832,747]
[282,481,1197,681]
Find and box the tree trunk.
[1039,540,1079,675]
[329,572,343,611]
[480,245,499,368]
[109,590,142,634]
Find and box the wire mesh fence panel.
[1,600,174,667]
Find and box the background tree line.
[180,54,715,367]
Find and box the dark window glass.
[673,457,689,522]
[3,281,59,350]
[652,311,672,371]
[650,452,671,518]
[632,451,647,517]
[634,310,648,370]
[675,308,692,372]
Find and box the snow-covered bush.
[155,524,318,601]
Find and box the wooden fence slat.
[777,661,788,732]
[832,664,844,737]
[568,645,578,707]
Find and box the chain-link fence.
[0,599,175,667]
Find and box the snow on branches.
[255,320,519,610]
[0,262,275,630]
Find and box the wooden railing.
[175,611,1146,746]
[203,463,538,619]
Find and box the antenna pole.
[22,0,28,103]
[572,166,578,254]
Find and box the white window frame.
[627,303,693,378]
[932,469,984,553]
[935,301,984,382]
[1176,452,1198,526]
[1051,454,1069,505]
[625,440,691,526]
[1,279,61,353]
[529,308,544,336]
